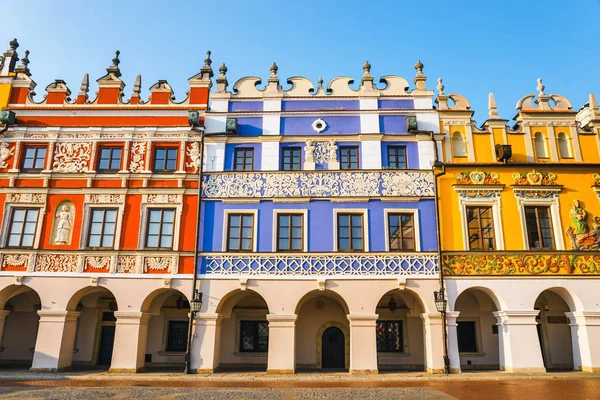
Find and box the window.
[376,320,404,352]
[388,213,415,251]
[557,132,571,158]
[240,321,269,352]
[339,146,359,170]
[7,208,39,247]
[451,132,467,158]
[153,147,178,173]
[21,146,46,172]
[145,209,175,249]
[457,321,478,353]
[524,206,555,249]
[97,147,122,173]
[234,148,254,171]
[534,132,548,158]
[277,214,303,251]
[227,214,254,251]
[166,321,188,352]
[337,213,364,251]
[87,208,117,248]
[387,146,407,169]
[281,147,301,171]
[466,206,495,250]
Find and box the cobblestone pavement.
[0,379,598,399]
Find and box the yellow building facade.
[436,79,600,373]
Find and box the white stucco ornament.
[312,118,327,133]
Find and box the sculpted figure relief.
[186,142,202,173]
[0,142,14,169]
[567,200,600,250]
[54,205,73,245]
[327,140,338,162]
[304,139,315,163]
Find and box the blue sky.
[1,1,599,121]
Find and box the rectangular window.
[153,147,178,173]
[387,146,407,169]
[388,213,415,251]
[21,146,47,172]
[166,321,189,352]
[457,321,478,353]
[234,148,254,171]
[524,206,555,249]
[339,146,359,170]
[376,320,404,352]
[145,209,175,249]
[277,213,303,251]
[239,321,269,352]
[87,208,118,248]
[466,206,496,250]
[281,147,301,171]
[337,213,364,251]
[227,214,254,251]
[97,146,122,173]
[7,208,39,248]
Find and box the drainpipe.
[431,133,449,374]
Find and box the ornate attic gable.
[45,79,72,104]
[76,73,89,104]
[95,50,125,104]
[148,79,175,105]
[186,50,213,105]
[515,78,573,112]
[434,78,472,112]
[128,74,143,105]
[9,45,37,104]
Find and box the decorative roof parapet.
[45,79,72,104]
[76,73,89,104]
[512,169,557,186]
[148,79,175,104]
[516,78,572,112]
[1,38,19,75]
[264,62,283,96]
[435,78,471,111]
[216,63,228,93]
[359,60,377,95]
[413,60,427,92]
[14,49,30,77]
[488,92,500,119]
[95,50,125,104]
[129,74,143,105]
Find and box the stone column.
[566,311,600,372]
[190,313,222,373]
[31,310,80,372]
[109,311,151,373]
[266,314,296,374]
[421,313,445,374]
[493,310,545,373]
[446,311,461,374]
[347,313,378,374]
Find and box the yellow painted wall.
[0,84,11,109]
[506,133,528,162]
[579,132,600,163]
[439,165,600,251]
[472,133,493,162]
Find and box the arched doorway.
[141,289,190,371]
[216,290,269,371]
[454,288,500,371]
[375,289,425,372]
[321,326,345,369]
[0,285,41,369]
[67,287,118,370]
[534,289,574,371]
[295,290,349,371]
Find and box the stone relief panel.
[567,200,600,250]
[35,254,80,273]
[129,142,146,173]
[186,142,201,173]
[52,142,91,173]
[0,142,15,169]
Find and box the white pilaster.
[347,313,378,374]
[190,313,222,373]
[261,141,280,171]
[359,98,379,134]
[569,125,583,162]
[417,139,435,170]
[421,313,445,374]
[360,140,381,169]
[31,310,80,372]
[205,115,227,134]
[204,142,225,172]
[266,314,296,373]
[493,310,545,373]
[465,124,475,162]
[446,311,461,374]
[566,311,600,372]
[263,99,281,136]
[416,112,440,133]
[547,125,559,162]
[523,128,535,162]
[109,311,151,373]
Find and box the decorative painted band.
[442,252,600,276]
[202,170,435,199]
[201,252,439,276]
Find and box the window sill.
[157,351,185,356]
[233,352,268,358]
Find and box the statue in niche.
[304,139,315,163]
[0,142,14,169]
[567,200,600,250]
[54,205,73,245]
[327,140,338,161]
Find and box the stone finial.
[413,60,427,91]
[536,78,545,96]
[488,92,500,119]
[201,50,214,78]
[590,93,599,110]
[437,78,444,94]
[133,74,142,95]
[363,60,371,74]
[216,63,228,93]
[265,62,282,95]
[9,38,19,50]
[79,73,89,95]
[106,50,122,78]
[361,60,374,86]
[415,60,424,74]
[14,49,31,76]
[270,62,279,78]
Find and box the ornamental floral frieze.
[203,171,434,199]
[567,200,600,250]
[35,254,81,273]
[593,173,600,186]
[512,169,557,186]
[455,169,500,185]
[85,256,111,271]
[142,193,183,204]
[116,255,137,274]
[85,194,125,204]
[52,142,91,173]
[1,254,28,271]
[443,253,600,275]
[129,142,146,173]
[6,193,46,204]
[143,256,177,274]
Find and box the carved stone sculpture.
[54,205,73,244]
[186,142,202,173]
[0,142,14,169]
[304,139,315,163]
[567,200,600,250]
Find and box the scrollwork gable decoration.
[52,142,91,173]
[454,169,504,199]
[51,201,75,245]
[566,200,600,250]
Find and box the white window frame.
[222,209,259,252]
[2,205,45,249]
[457,195,505,251]
[514,190,564,250]
[80,204,125,250]
[272,209,308,252]
[333,208,369,252]
[383,208,421,252]
[139,205,182,251]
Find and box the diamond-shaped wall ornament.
[312,118,327,133]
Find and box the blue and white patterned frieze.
[202,171,434,198]
[201,253,438,276]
